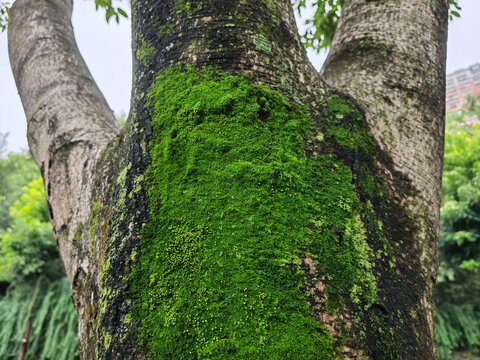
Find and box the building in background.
[446,63,480,112]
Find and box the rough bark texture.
[7,0,447,359]
[8,0,120,356]
[321,1,449,357]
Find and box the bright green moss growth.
[73,221,83,245]
[137,40,158,66]
[173,0,202,19]
[326,96,375,154]
[130,66,377,359]
[89,201,100,241]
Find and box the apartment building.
[446,63,480,112]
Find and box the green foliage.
[0,146,63,284]
[437,97,480,357]
[117,116,127,128]
[440,107,480,278]
[294,0,343,52]
[0,1,9,32]
[0,277,79,360]
[437,300,480,359]
[129,66,378,358]
[0,151,39,233]
[449,0,462,20]
[94,0,128,24]
[0,145,78,358]
[0,177,63,282]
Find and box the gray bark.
[322,1,448,355]
[8,0,120,353]
[8,0,119,276]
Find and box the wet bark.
[7,0,447,358]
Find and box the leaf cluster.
[0,277,78,360]
[0,0,127,32]
[294,0,343,52]
[0,148,38,230]
[0,1,8,32]
[440,100,480,279]
[0,148,64,283]
[0,141,78,358]
[94,0,128,24]
[0,177,64,283]
[449,0,462,20]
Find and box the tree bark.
[321,1,448,356]
[7,0,447,359]
[8,0,120,355]
[8,0,120,273]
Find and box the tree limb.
[8,0,120,280]
[321,0,449,354]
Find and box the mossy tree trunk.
[8,0,447,358]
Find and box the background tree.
[0,144,38,231]
[0,143,78,359]
[4,0,448,359]
[436,99,480,358]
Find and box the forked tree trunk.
[8,0,448,358]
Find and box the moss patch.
[137,40,158,67]
[129,66,379,359]
[73,222,83,245]
[88,201,100,241]
[326,95,375,154]
[253,33,272,54]
[173,0,203,19]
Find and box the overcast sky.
[1,0,479,153]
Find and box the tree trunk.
[7,0,447,359]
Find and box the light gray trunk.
[322,1,448,354]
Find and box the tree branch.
[321,0,449,354]
[8,0,120,279]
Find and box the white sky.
[1,0,479,153]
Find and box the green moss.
[88,201,100,241]
[104,333,112,350]
[357,166,380,199]
[98,258,112,329]
[253,33,272,54]
[137,40,158,66]
[100,258,111,280]
[327,96,352,115]
[326,95,375,154]
[173,0,202,19]
[158,22,176,38]
[117,163,132,186]
[375,321,403,359]
[73,222,83,245]
[129,66,379,359]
